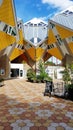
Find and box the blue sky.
[14,0,73,23]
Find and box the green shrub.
[0,78,4,82]
[37,72,52,83]
[67,84,73,100]
[27,69,37,82]
[27,70,52,83]
[67,84,73,89]
[27,60,52,83]
[37,60,52,82]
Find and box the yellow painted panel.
[18,30,24,45]
[27,47,45,61]
[48,47,63,60]
[0,31,16,50]
[43,52,52,61]
[48,29,56,44]
[23,40,26,44]
[36,48,44,61]
[10,48,24,61]
[27,47,35,60]
[56,25,73,39]
[20,53,29,63]
[0,0,16,26]
[68,42,73,53]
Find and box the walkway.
[0,78,73,130]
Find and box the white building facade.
[45,66,64,80]
[10,63,27,78]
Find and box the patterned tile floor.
[0,78,73,130]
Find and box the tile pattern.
[0,78,73,130]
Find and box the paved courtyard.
[0,78,73,130]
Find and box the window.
[0,69,5,75]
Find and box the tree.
[61,64,71,85]
[37,60,52,82]
[68,63,73,84]
[27,59,52,83]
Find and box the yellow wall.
[26,47,45,61]
[48,29,57,44]
[48,47,63,60]
[0,0,16,26]
[26,47,35,61]
[18,30,24,45]
[0,31,16,50]
[0,0,17,51]
[68,42,73,53]
[10,48,24,61]
[56,25,73,39]
[36,48,44,61]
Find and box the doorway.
[11,69,19,77]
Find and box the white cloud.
[39,13,54,21]
[42,0,73,10]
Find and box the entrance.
[11,69,19,77]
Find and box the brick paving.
[0,78,73,130]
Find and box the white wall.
[45,66,64,80]
[10,63,26,78]
[57,68,64,79]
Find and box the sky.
[14,0,73,23]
